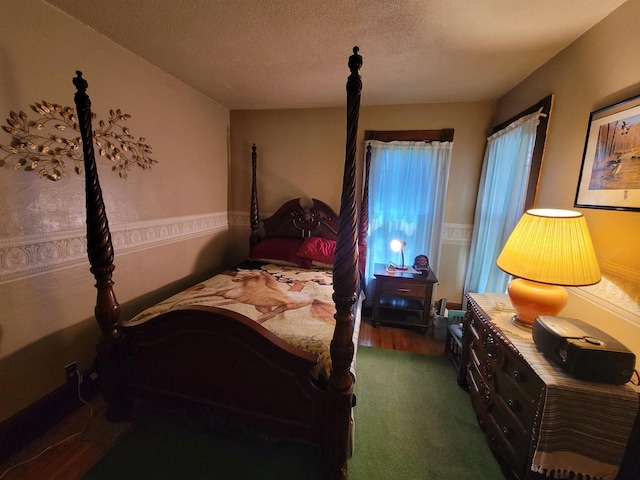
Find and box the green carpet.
[349,347,504,479]
[81,347,503,479]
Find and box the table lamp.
[496,209,601,328]
[390,239,407,270]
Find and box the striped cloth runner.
[518,341,638,479]
[471,293,639,480]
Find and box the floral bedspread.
[127,264,339,382]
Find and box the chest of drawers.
[459,293,640,480]
[460,295,543,478]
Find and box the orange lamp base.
[507,278,569,328]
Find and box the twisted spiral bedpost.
[73,71,132,420]
[73,71,120,340]
[358,143,371,276]
[250,144,260,250]
[327,46,362,480]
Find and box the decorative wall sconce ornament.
[0,100,156,180]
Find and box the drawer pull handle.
[397,288,411,292]
[512,370,522,382]
[507,399,519,412]
[485,334,499,359]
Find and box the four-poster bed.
[73,47,365,479]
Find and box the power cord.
[0,369,94,479]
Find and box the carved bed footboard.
[125,306,329,443]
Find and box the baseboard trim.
[0,368,98,466]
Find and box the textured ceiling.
[44,0,628,110]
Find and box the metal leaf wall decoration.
[0,100,157,180]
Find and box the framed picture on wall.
[575,94,640,212]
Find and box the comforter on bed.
[127,263,346,383]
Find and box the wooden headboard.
[249,141,369,275]
[261,198,338,240]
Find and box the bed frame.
[73,47,364,479]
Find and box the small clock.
[413,254,430,272]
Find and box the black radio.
[533,316,636,385]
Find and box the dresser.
[372,263,438,333]
[459,293,640,480]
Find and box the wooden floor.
[357,316,446,355]
[0,317,446,480]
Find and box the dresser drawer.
[486,398,531,475]
[493,371,541,432]
[501,348,544,403]
[379,279,427,299]
[468,362,527,478]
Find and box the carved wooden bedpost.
[328,46,362,480]
[249,144,260,250]
[73,71,132,420]
[358,143,371,276]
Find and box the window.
[465,96,553,294]
[363,130,454,291]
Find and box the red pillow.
[250,237,312,268]
[296,237,336,265]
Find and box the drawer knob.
[502,426,511,438]
[507,399,520,412]
[512,370,522,382]
[485,334,499,359]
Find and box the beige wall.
[0,0,230,421]
[495,0,640,354]
[229,102,495,303]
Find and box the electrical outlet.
[65,362,78,382]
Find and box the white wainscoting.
[0,212,228,285]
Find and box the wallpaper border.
[0,212,228,285]
[228,212,474,246]
[570,261,640,327]
[37,211,629,325]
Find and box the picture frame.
[575,94,640,212]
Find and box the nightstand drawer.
[379,280,427,299]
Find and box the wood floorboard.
[0,318,446,480]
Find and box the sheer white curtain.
[365,140,452,287]
[465,109,543,294]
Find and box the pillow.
[296,237,336,266]
[250,237,312,268]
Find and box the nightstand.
[371,263,438,334]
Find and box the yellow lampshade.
[496,209,601,327]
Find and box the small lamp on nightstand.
[496,209,601,328]
[390,239,407,270]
